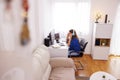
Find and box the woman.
[66,29,81,52]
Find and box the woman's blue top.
[69,38,81,52]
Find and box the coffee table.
[90,71,117,80]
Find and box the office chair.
[68,38,88,70]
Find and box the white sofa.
[32,45,76,80]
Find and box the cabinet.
[91,23,113,60]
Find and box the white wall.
[110,2,120,55]
[29,0,45,51]
[42,0,53,38]
[90,0,119,24]
[29,0,51,46]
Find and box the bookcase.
[91,23,113,60]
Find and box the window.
[52,1,90,36]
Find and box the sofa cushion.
[38,45,49,51]
[32,46,51,80]
[33,47,50,70]
[32,56,43,80]
[42,64,51,80]
[50,57,76,69]
[32,45,76,80]
[49,67,75,80]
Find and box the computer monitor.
[55,33,60,43]
[48,29,55,45]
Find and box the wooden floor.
[72,55,120,79]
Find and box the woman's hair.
[69,29,78,39]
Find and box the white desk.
[48,43,68,58]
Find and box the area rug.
[76,76,89,80]
[74,60,84,70]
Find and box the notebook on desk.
[59,43,65,46]
[51,44,61,48]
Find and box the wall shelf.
[95,38,110,47]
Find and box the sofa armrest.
[50,57,76,70]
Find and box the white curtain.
[110,4,120,55]
[0,1,16,52]
[0,0,22,52]
[51,0,90,38]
